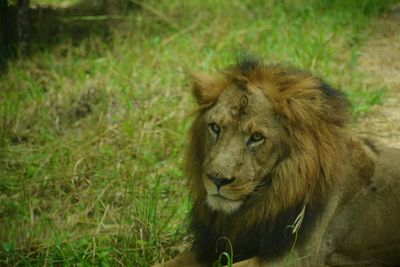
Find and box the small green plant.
[214,237,234,267]
[283,224,311,266]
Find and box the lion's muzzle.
[206,173,236,189]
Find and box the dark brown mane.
[190,193,326,264]
[186,56,351,265]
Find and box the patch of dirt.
[356,5,400,149]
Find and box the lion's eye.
[249,132,264,143]
[208,123,221,136]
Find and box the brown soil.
[356,5,400,149]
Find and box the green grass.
[0,0,395,265]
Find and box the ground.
[357,4,400,148]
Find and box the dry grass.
[356,4,400,148]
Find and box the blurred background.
[1,0,399,265]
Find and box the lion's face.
[201,85,283,214]
[186,58,354,265]
[189,59,349,219]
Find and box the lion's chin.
[206,195,243,214]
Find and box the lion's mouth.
[210,193,234,201]
[207,194,244,214]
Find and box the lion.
[154,56,400,267]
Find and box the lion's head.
[192,75,284,215]
[185,56,351,262]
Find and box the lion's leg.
[153,251,206,267]
[324,250,394,267]
[229,257,263,267]
[230,256,317,267]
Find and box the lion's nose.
[207,173,235,189]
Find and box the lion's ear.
[190,72,226,105]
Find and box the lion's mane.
[185,57,353,264]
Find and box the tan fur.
[188,63,349,223]
[154,59,400,267]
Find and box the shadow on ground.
[0,0,139,72]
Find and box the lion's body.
[154,57,400,267]
[321,146,400,266]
